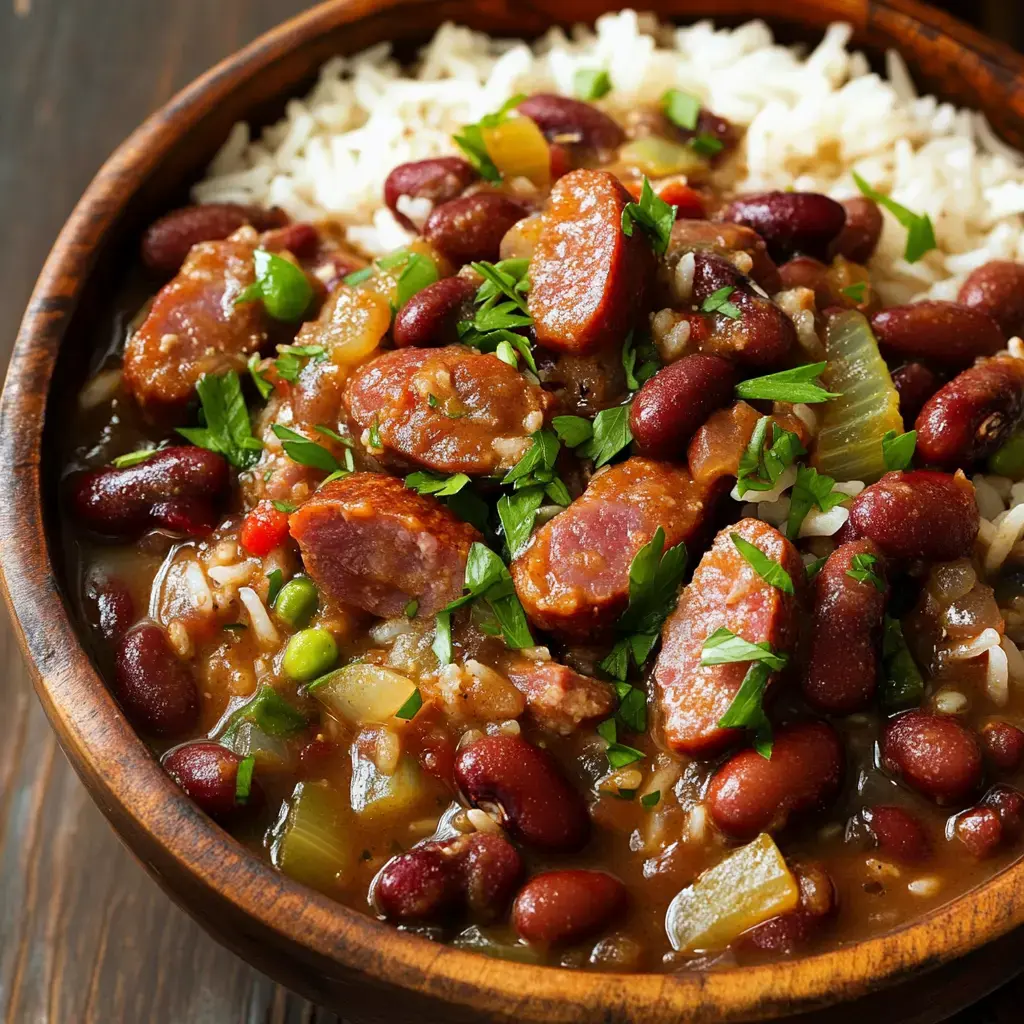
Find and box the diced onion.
[984,502,1024,574]
[945,627,1002,661]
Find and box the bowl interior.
[8,1,1024,1021]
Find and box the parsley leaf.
[881,615,925,709]
[266,569,284,606]
[786,465,847,540]
[731,533,794,595]
[404,598,419,618]
[736,417,806,498]
[735,362,840,404]
[622,331,660,391]
[805,556,827,580]
[274,343,326,383]
[717,661,774,759]
[596,717,645,769]
[662,88,700,131]
[502,430,560,488]
[453,95,526,182]
[701,285,742,319]
[574,68,611,101]
[689,133,724,157]
[700,628,788,671]
[577,404,633,468]
[497,487,544,560]
[458,259,537,370]
[342,265,374,286]
[852,171,936,264]
[621,177,675,255]
[235,756,256,803]
[111,446,162,469]
[552,415,594,448]
[614,681,648,733]
[271,424,343,473]
[640,790,661,809]
[841,281,867,303]
[882,428,917,471]
[393,252,438,309]
[405,471,471,497]
[234,249,313,321]
[846,551,886,592]
[247,353,273,400]
[177,371,263,469]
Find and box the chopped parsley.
[841,281,868,303]
[394,688,423,720]
[881,615,925,709]
[622,331,660,390]
[376,248,438,310]
[111,446,161,469]
[247,352,273,400]
[453,95,526,182]
[700,285,742,320]
[621,177,676,255]
[717,661,774,758]
[700,628,788,671]
[662,88,700,131]
[497,487,544,560]
[177,371,263,469]
[234,249,313,321]
[731,533,794,595]
[274,343,326,383]
[735,362,840,404]
[574,68,612,101]
[266,569,284,606]
[405,471,471,497]
[689,133,724,157]
[596,717,645,769]
[271,424,346,474]
[342,265,374,286]
[853,171,936,264]
[805,556,827,580]
[457,259,536,371]
[578,404,634,467]
[404,599,419,618]
[552,415,595,448]
[786,465,847,540]
[882,428,917,471]
[735,417,806,498]
[271,500,297,513]
[640,790,661,809]
[235,756,256,803]
[846,551,886,592]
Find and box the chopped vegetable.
[111,447,160,469]
[881,615,925,709]
[235,248,314,321]
[622,331,660,391]
[274,576,319,629]
[846,551,886,592]
[665,833,800,952]
[311,664,420,724]
[786,465,847,541]
[240,501,290,557]
[453,95,526,182]
[248,352,273,399]
[700,629,788,671]
[221,683,308,743]
[282,627,338,681]
[272,424,346,474]
[882,429,917,471]
[841,281,867,304]
[273,782,354,894]
[701,286,741,320]
[736,418,806,498]
[621,177,676,255]
[235,755,256,804]
[661,88,700,130]
[814,310,903,481]
[735,362,839,404]
[717,662,774,758]
[481,115,550,188]
[574,68,612,101]
[394,688,423,720]
[988,430,1024,477]
[266,568,285,606]
[350,754,435,821]
[619,138,708,179]
[177,371,263,469]
[853,171,936,264]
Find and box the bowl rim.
[5,0,1024,1019]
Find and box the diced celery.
[813,310,903,482]
[665,833,799,953]
[221,720,292,769]
[273,781,354,895]
[349,752,436,822]
[619,137,708,178]
[310,664,419,725]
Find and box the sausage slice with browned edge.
[289,473,480,617]
[502,656,616,735]
[655,518,802,758]
[528,169,656,355]
[511,458,714,640]
[343,345,554,475]
[124,234,273,409]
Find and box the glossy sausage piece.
[914,356,1024,468]
[721,191,847,262]
[343,345,554,475]
[655,518,803,758]
[957,260,1024,339]
[705,721,844,840]
[512,458,714,640]
[513,870,628,945]
[870,301,1004,368]
[124,235,274,408]
[383,156,480,229]
[288,472,480,618]
[803,540,888,714]
[845,470,980,562]
[374,832,523,923]
[502,658,616,735]
[529,169,656,354]
[454,734,590,852]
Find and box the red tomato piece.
[659,181,706,219]
[240,500,290,556]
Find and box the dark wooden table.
[1,2,1023,1021]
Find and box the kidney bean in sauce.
[831,197,884,263]
[871,301,1004,367]
[721,191,847,262]
[513,870,628,946]
[981,722,1024,772]
[383,156,480,229]
[424,193,530,266]
[517,94,625,154]
[163,741,263,820]
[882,711,983,805]
[957,260,1024,339]
[890,362,942,427]
[862,805,932,864]
[392,276,477,348]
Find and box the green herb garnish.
[731,533,794,595]
[640,790,661,809]
[235,249,313,321]
[622,331,660,391]
[786,465,847,540]
[453,95,526,182]
[700,285,742,320]
[111,447,161,469]
[882,429,917,471]
[852,171,936,264]
[717,661,773,758]
[841,282,867,303]
[661,88,700,131]
[736,417,806,498]
[735,362,840,404]
[846,551,885,592]
[404,599,419,618]
[247,352,273,400]
[700,628,788,671]
[621,177,676,255]
[271,424,343,473]
[177,371,263,469]
[405,471,471,497]
[394,688,423,720]
[574,68,612,101]
[235,755,256,803]
[266,569,285,606]
[881,615,924,709]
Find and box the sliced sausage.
[666,219,781,295]
[288,473,480,617]
[655,518,803,758]
[528,169,656,355]
[845,470,980,562]
[343,345,554,475]
[705,721,844,840]
[803,539,888,714]
[502,657,616,735]
[511,458,714,640]
[124,234,273,408]
[915,356,1024,468]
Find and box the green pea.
[283,628,338,682]
[236,249,312,321]
[988,432,1024,478]
[274,577,319,629]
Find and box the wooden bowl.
[4,1,1024,1020]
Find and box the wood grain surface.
[0,2,1022,1022]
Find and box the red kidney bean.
[260,221,320,258]
[68,447,230,539]
[830,197,884,264]
[743,862,835,954]
[162,741,263,820]
[669,220,782,295]
[141,202,288,275]
[374,832,523,923]
[84,572,135,642]
[891,362,942,427]
[392,275,477,348]
[383,157,479,229]
[915,356,1024,468]
[114,623,199,737]
[721,191,847,262]
[512,870,627,946]
[705,722,844,841]
[954,806,1003,858]
[803,540,887,714]
[871,301,1004,367]
[983,785,1024,835]
[778,256,827,294]
[628,354,736,458]
[881,710,982,805]
[845,470,980,562]
[957,260,1024,339]
[454,734,589,852]
[424,193,530,266]
[517,94,625,154]
[691,251,797,367]
[981,722,1024,772]
[862,805,932,863]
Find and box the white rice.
[194,10,1024,305]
